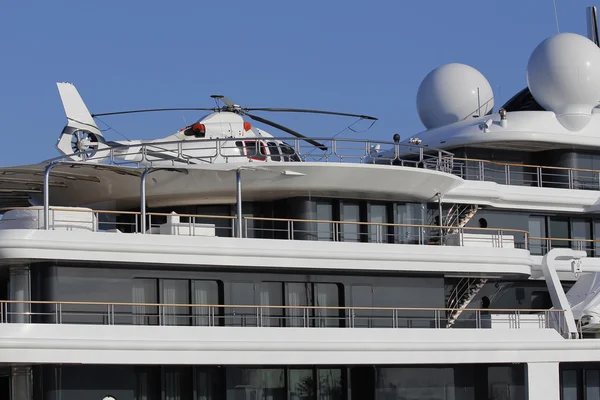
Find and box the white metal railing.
[44,137,455,173]
[2,207,528,249]
[13,207,600,254]
[40,137,600,192]
[0,300,566,333]
[453,158,600,191]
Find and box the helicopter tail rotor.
[56,82,108,162]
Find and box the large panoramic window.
[259,281,284,327]
[350,277,444,328]
[315,201,333,241]
[191,280,220,327]
[572,218,592,256]
[230,281,256,327]
[368,203,388,243]
[340,201,361,242]
[550,217,570,250]
[395,203,423,244]
[286,282,312,327]
[561,363,600,400]
[132,278,158,326]
[226,368,285,400]
[528,216,547,255]
[160,279,190,326]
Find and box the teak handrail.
[0,299,563,313]
[0,207,528,236]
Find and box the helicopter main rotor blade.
[244,108,378,120]
[245,113,328,151]
[92,108,217,117]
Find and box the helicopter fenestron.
[55,82,378,166]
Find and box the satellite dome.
[416,63,494,130]
[527,32,600,131]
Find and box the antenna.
[553,0,560,33]
[477,87,481,118]
[587,6,600,46]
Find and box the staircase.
[444,204,480,233]
[446,277,488,328]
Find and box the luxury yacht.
[4,8,600,400]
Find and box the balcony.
[0,300,568,336]
[0,206,526,249]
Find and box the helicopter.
[55,82,378,166]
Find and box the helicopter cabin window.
[280,143,301,162]
[236,140,267,161]
[267,142,281,162]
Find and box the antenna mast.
[552,0,560,33]
[587,6,600,46]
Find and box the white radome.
[527,32,600,131]
[416,63,494,130]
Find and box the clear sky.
[0,0,591,166]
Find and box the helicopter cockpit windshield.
[235,140,301,162]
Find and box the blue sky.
[0,0,591,166]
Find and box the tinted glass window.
[318,368,343,399]
[572,218,592,255]
[315,201,333,241]
[259,282,283,327]
[314,283,341,328]
[550,217,570,249]
[160,279,189,326]
[267,142,281,161]
[396,203,423,244]
[341,202,361,242]
[230,282,256,326]
[280,143,301,162]
[289,369,315,399]
[226,368,285,400]
[132,278,158,326]
[191,280,219,326]
[562,369,578,400]
[528,216,547,255]
[368,203,388,243]
[286,282,312,327]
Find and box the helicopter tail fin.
[57,82,103,137]
[56,82,107,161]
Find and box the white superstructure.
[5,8,600,400]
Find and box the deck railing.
[7,207,600,254]
[1,207,528,249]
[45,137,455,173]
[42,134,600,192]
[0,300,565,333]
[453,158,600,190]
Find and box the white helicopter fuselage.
[55,83,301,166]
[103,112,298,166]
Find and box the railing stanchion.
[236,168,243,238]
[43,163,61,230]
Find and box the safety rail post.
[236,168,243,238]
[43,163,62,230]
[568,169,574,190]
[479,161,485,181]
[140,168,154,234]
